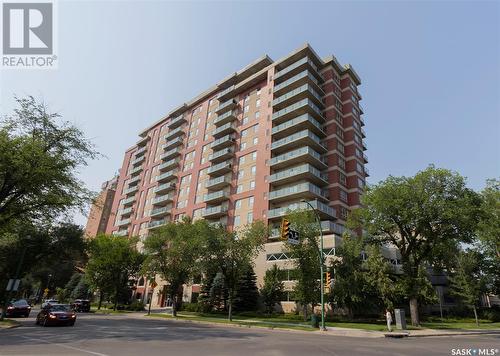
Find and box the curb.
[0,323,21,330]
[408,331,500,338]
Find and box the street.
[0,311,498,356]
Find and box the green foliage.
[260,264,285,314]
[209,272,228,311]
[285,209,321,320]
[234,265,259,312]
[85,234,143,310]
[127,300,145,311]
[349,166,482,326]
[449,249,488,325]
[71,277,90,300]
[364,245,396,309]
[0,96,98,228]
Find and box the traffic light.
[281,218,290,240]
[325,272,331,287]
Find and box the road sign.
[5,279,20,292]
[288,229,300,245]
[150,281,158,289]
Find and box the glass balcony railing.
[153,182,176,193]
[271,113,324,137]
[214,110,237,126]
[273,70,322,96]
[165,127,185,141]
[267,199,336,219]
[156,170,177,182]
[150,207,171,217]
[209,147,234,162]
[274,57,319,81]
[207,161,232,175]
[119,207,133,216]
[202,204,228,217]
[152,193,174,205]
[116,218,131,226]
[210,134,235,150]
[268,182,327,201]
[135,146,147,156]
[272,84,322,108]
[168,115,187,129]
[113,229,128,237]
[213,122,237,137]
[215,99,237,114]
[206,175,232,189]
[122,196,135,206]
[217,85,235,99]
[268,146,327,169]
[128,176,141,186]
[272,98,323,123]
[203,190,230,203]
[160,147,182,160]
[269,163,327,184]
[162,136,184,150]
[271,129,326,152]
[128,166,143,176]
[148,219,168,229]
[123,186,138,195]
[130,155,145,166]
[158,158,180,172]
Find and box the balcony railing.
[206,175,232,189]
[213,122,237,138]
[122,196,135,206]
[202,204,229,218]
[267,199,336,220]
[119,207,133,216]
[215,99,238,115]
[148,219,168,229]
[130,155,145,166]
[158,158,180,172]
[268,146,327,170]
[208,147,234,163]
[160,147,182,161]
[272,98,324,124]
[116,218,131,227]
[269,163,328,186]
[274,57,319,82]
[154,182,176,194]
[271,129,327,154]
[203,190,230,203]
[216,85,235,100]
[165,126,185,140]
[135,146,147,157]
[128,166,143,176]
[152,193,174,205]
[150,207,171,217]
[207,161,232,176]
[113,229,128,237]
[128,175,141,186]
[273,70,323,97]
[272,84,322,109]
[123,185,138,195]
[162,136,184,150]
[271,113,325,138]
[214,110,237,126]
[210,134,235,150]
[156,169,177,183]
[268,182,327,202]
[168,115,187,129]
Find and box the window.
[357,178,365,188]
[248,196,254,207]
[244,105,249,113]
[239,156,246,164]
[238,170,245,179]
[340,189,348,203]
[251,166,256,176]
[252,137,258,146]
[356,162,364,174]
[242,117,249,125]
[253,124,259,133]
[234,215,241,227]
[337,142,345,154]
[338,157,346,170]
[252,151,257,161]
[256,99,261,107]
[249,180,255,190]
[240,142,247,150]
[339,172,347,186]
[241,128,248,137]
[235,199,242,209]
[247,212,253,224]
[255,111,260,119]
[257,88,261,96]
[237,185,243,193]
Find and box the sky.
[1,0,499,225]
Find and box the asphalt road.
[0,311,499,356]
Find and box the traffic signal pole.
[301,200,326,331]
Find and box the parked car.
[36,304,76,326]
[41,299,59,308]
[5,299,31,318]
[71,299,90,312]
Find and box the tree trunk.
[409,297,420,326]
[98,290,103,310]
[472,305,479,326]
[228,288,233,321]
[303,304,308,321]
[172,297,177,317]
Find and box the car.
[36,304,76,326]
[5,299,31,318]
[41,299,59,308]
[71,299,90,312]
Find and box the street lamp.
[301,199,326,331]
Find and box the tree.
[201,220,266,321]
[329,233,369,319]
[285,210,321,321]
[142,218,204,316]
[448,249,488,326]
[0,96,98,229]
[364,244,396,310]
[85,234,143,310]
[71,277,90,300]
[260,264,284,314]
[209,272,228,312]
[234,264,259,312]
[350,166,482,326]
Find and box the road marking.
[20,336,109,356]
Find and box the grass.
[147,312,500,332]
[91,307,137,314]
[0,319,20,329]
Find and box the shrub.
[180,302,202,312]
[481,306,500,322]
[127,300,145,311]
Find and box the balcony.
[116,218,131,227]
[160,147,182,161]
[364,167,370,177]
[130,155,145,166]
[267,199,336,220]
[208,147,234,163]
[273,70,323,97]
[361,127,366,138]
[215,99,238,115]
[165,127,185,141]
[119,207,133,217]
[268,182,327,203]
[274,57,322,84]
[156,169,177,183]
[271,113,325,140]
[269,146,327,170]
[123,185,138,196]
[150,206,171,218]
[203,190,230,204]
[363,153,368,163]
[152,193,174,206]
[135,146,147,157]
[113,229,128,237]
[213,122,237,138]
[210,134,235,150]
[321,221,346,236]
[206,175,232,190]
[269,163,328,186]
[271,129,327,155]
[127,175,141,186]
[214,110,237,126]
[148,219,168,229]
[162,136,184,150]
[362,140,367,151]
[122,196,135,207]
[272,84,323,111]
[158,158,180,172]
[154,182,176,194]
[202,204,229,218]
[207,160,232,177]
[360,116,365,126]
[168,115,187,129]
[128,166,143,176]
[272,98,324,125]
[216,85,235,101]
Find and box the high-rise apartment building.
[84,177,118,238]
[105,44,368,307]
